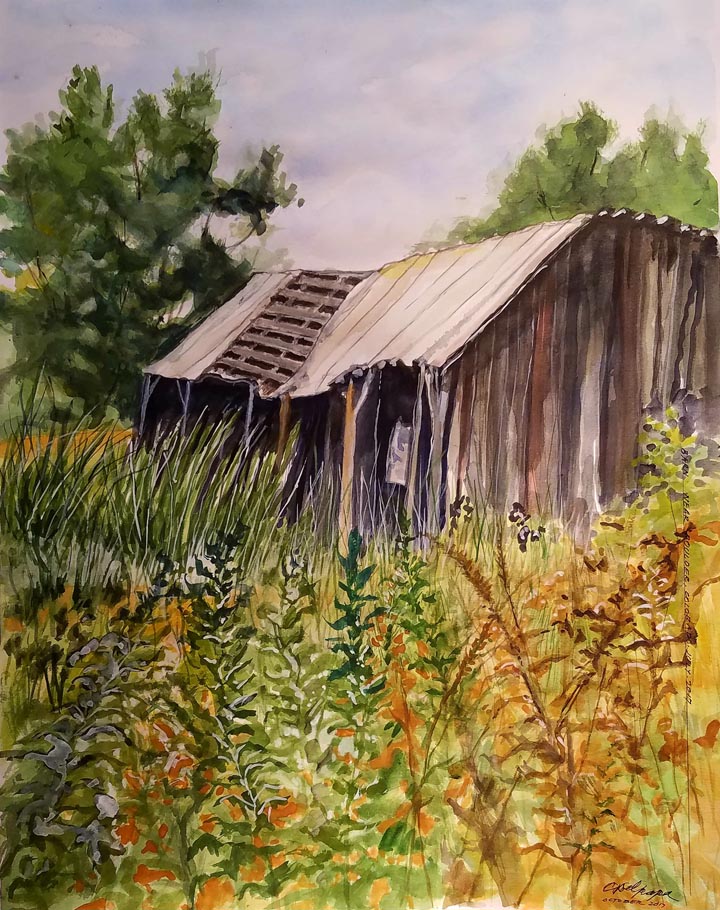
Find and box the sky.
[0,0,717,269]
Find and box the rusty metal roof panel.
[280,215,593,397]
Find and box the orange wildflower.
[74,900,116,910]
[269,798,302,826]
[122,771,144,793]
[167,753,194,779]
[116,817,140,846]
[199,813,217,834]
[196,877,235,910]
[377,803,411,834]
[695,719,720,749]
[368,744,402,770]
[369,877,391,909]
[132,865,176,893]
[239,856,265,883]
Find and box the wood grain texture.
[456,216,720,523]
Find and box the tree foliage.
[450,102,718,243]
[0,65,299,419]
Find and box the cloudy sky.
[0,0,717,269]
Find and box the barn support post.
[437,367,459,530]
[423,366,457,536]
[281,394,340,524]
[244,383,255,450]
[351,368,382,537]
[275,394,292,470]
[338,371,378,541]
[339,379,357,543]
[137,374,161,440]
[314,391,345,537]
[445,347,477,517]
[366,368,384,535]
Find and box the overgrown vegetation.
[1,407,719,910]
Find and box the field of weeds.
[0,409,718,910]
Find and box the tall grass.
[0,411,300,599]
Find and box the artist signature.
[601,880,679,907]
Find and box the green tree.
[605,119,718,225]
[0,65,299,419]
[450,103,717,244]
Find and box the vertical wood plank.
[351,368,381,536]
[425,366,454,534]
[525,259,556,513]
[456,345,478,502]
[405,366,426,530]
[574,225,614,517]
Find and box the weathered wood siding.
[453,215,720,522]
[143,214,720,538]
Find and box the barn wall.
[138,375,271,444]
[455,217,720,523]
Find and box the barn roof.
[146,268,370,395]
[147,210,712,399]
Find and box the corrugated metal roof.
[281,214,592,398]
[146,269,369,393]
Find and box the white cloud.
[1,0,717,268]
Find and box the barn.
[142,210,720,536]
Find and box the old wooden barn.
[142,210,720,535]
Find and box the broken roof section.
[146,269,370,395]
[149,211,704,400]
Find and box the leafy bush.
[0,630,156,909]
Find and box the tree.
[449,102,718,245]
[0,66,300,420]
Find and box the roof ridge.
[258,210,714,278]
